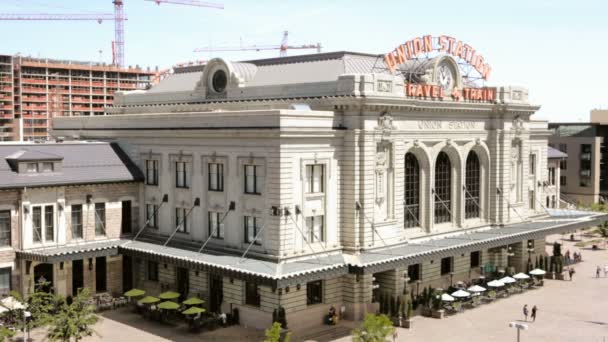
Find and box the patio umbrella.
[124,288,146,297]
[182,297,205,306]
[138,296,160,305]
[529,269,546,276]
[441,293,455,302]
[182,306,206,315]
[1,296,26,310]
[159,291,181,300]
[499,276,517,284]
[513,273,531,280]
[451,289,471,298]
[158,301,180,310]
[487,280,505,287]
[467,285,486,293]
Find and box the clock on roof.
[435,60,456,92]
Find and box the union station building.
[10,37,604,331]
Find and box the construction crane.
[194,31,322,57]
[0,0,223,67]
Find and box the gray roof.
[548,146,567,159]
[147,71,203,94]
[0,142,143,189]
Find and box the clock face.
[436,62,455,92]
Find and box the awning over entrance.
[354,210,608,274]
[17,240,122,263]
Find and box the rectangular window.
[147,261,159,281]
[527,239,535,250]
[176,161,188,188]
[529,190,535,210]
[529,154,536,175]
[245,282,260,307]
[306,164,324,193]
[41,162,54,172]
[208,163,224,191]
[580,144,592,187]
[244,165,260,194]
[306,280,323,305]
[560,175,567,186]
[208,211,223,239]
[305,215,324,242]
[0,211,11,247]
[146,204,159,229]
[470,251,480,268]
[560,159,567,170]
[407,264,420,282]
[32,206,42,243]
[0,268,10,295]
[244,216,261,244]
[71,205,83,239]
[440,257,453,275]
[44,205,54,241]
[94,203,106,236]
[26,163,38,173]
[145,160,158,185]
[548,167,556,186]
[175,207,188,233]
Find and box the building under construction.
[0,54,154,142]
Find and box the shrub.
[352,314,395,342]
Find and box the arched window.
[465,151,481,219]
[434,152,452,223]
[404,153,420,228]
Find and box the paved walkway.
[333,233,608,342]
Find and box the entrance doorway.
[72,260,84,296]
[33,263,53,293]
[121,201,132,234]
[122,255,133,292]
[176,267,189,300]
[95,257,107,293]
[209,274,223,313]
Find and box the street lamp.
[509,321,528,342]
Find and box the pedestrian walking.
[531,305,538,322]
[523,304,529,321]
[568,267,575,281]
[604,265,608,277]
[596,266,601,278]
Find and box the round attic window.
[211,69,227,93]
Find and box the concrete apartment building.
[0,141,141,297]
[0,54,154,142]
[48,48,606,331]
[549,109,608,205]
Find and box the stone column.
[342,273,374,321]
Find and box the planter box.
[555,273,566,280]
[431,310,445,319]
[279,329,290,342]
[403,319,412,329]
[421,307,432,317]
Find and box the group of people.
[564,250,582,265]
[595,265,608,278]
[523,304,538,322]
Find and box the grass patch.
[574,239,604,247]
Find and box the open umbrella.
[138,296,160,305]
[513,273,530,280]
[182,306,206,315]
[499,276,517,284]
[451,289,471,298]
[441,293,455,302]
[124,288,146,297]
[467,285,486,293]
[159,291,181,300]
[158,301,180,310]
[529,269,546,276]
[487,280,505,287]
[1,296,26,310]
[182,297,205,306]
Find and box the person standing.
[568,267,575,281]
[523,304,529,321]
[604,265,608,277]
[597,266,601,278]
[531,305,538,322]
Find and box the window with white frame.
[208,211,223,239]
[305,215,324,242]
[306,164,324,193]
[244,165,261,194]
[146,204,159,229]
[175,161,188,188]
[26,163,38,173]
[208,163,224,191]
[71,204,83,239]
[32,206,42,243]
[175,207,188,233]
[0,268,10,296]
[44,205,54,241]
[548,167,556,186]
[95,203,106,236]
[41,162,54,173]
[146,160,159,185]
[244,216,261,245]
[0,211,11,247]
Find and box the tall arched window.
[404,153,420,228]
[434,152,452,224]
[465,151,481,219]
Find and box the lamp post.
[509,321,528,342]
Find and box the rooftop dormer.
[5,150,63,174]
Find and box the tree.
[352,314,395,342]
[0,326,15,342]
[47,288,98,341]
[264,322,290,342]
[25,280,57,329]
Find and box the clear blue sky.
[2,0,607,122]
